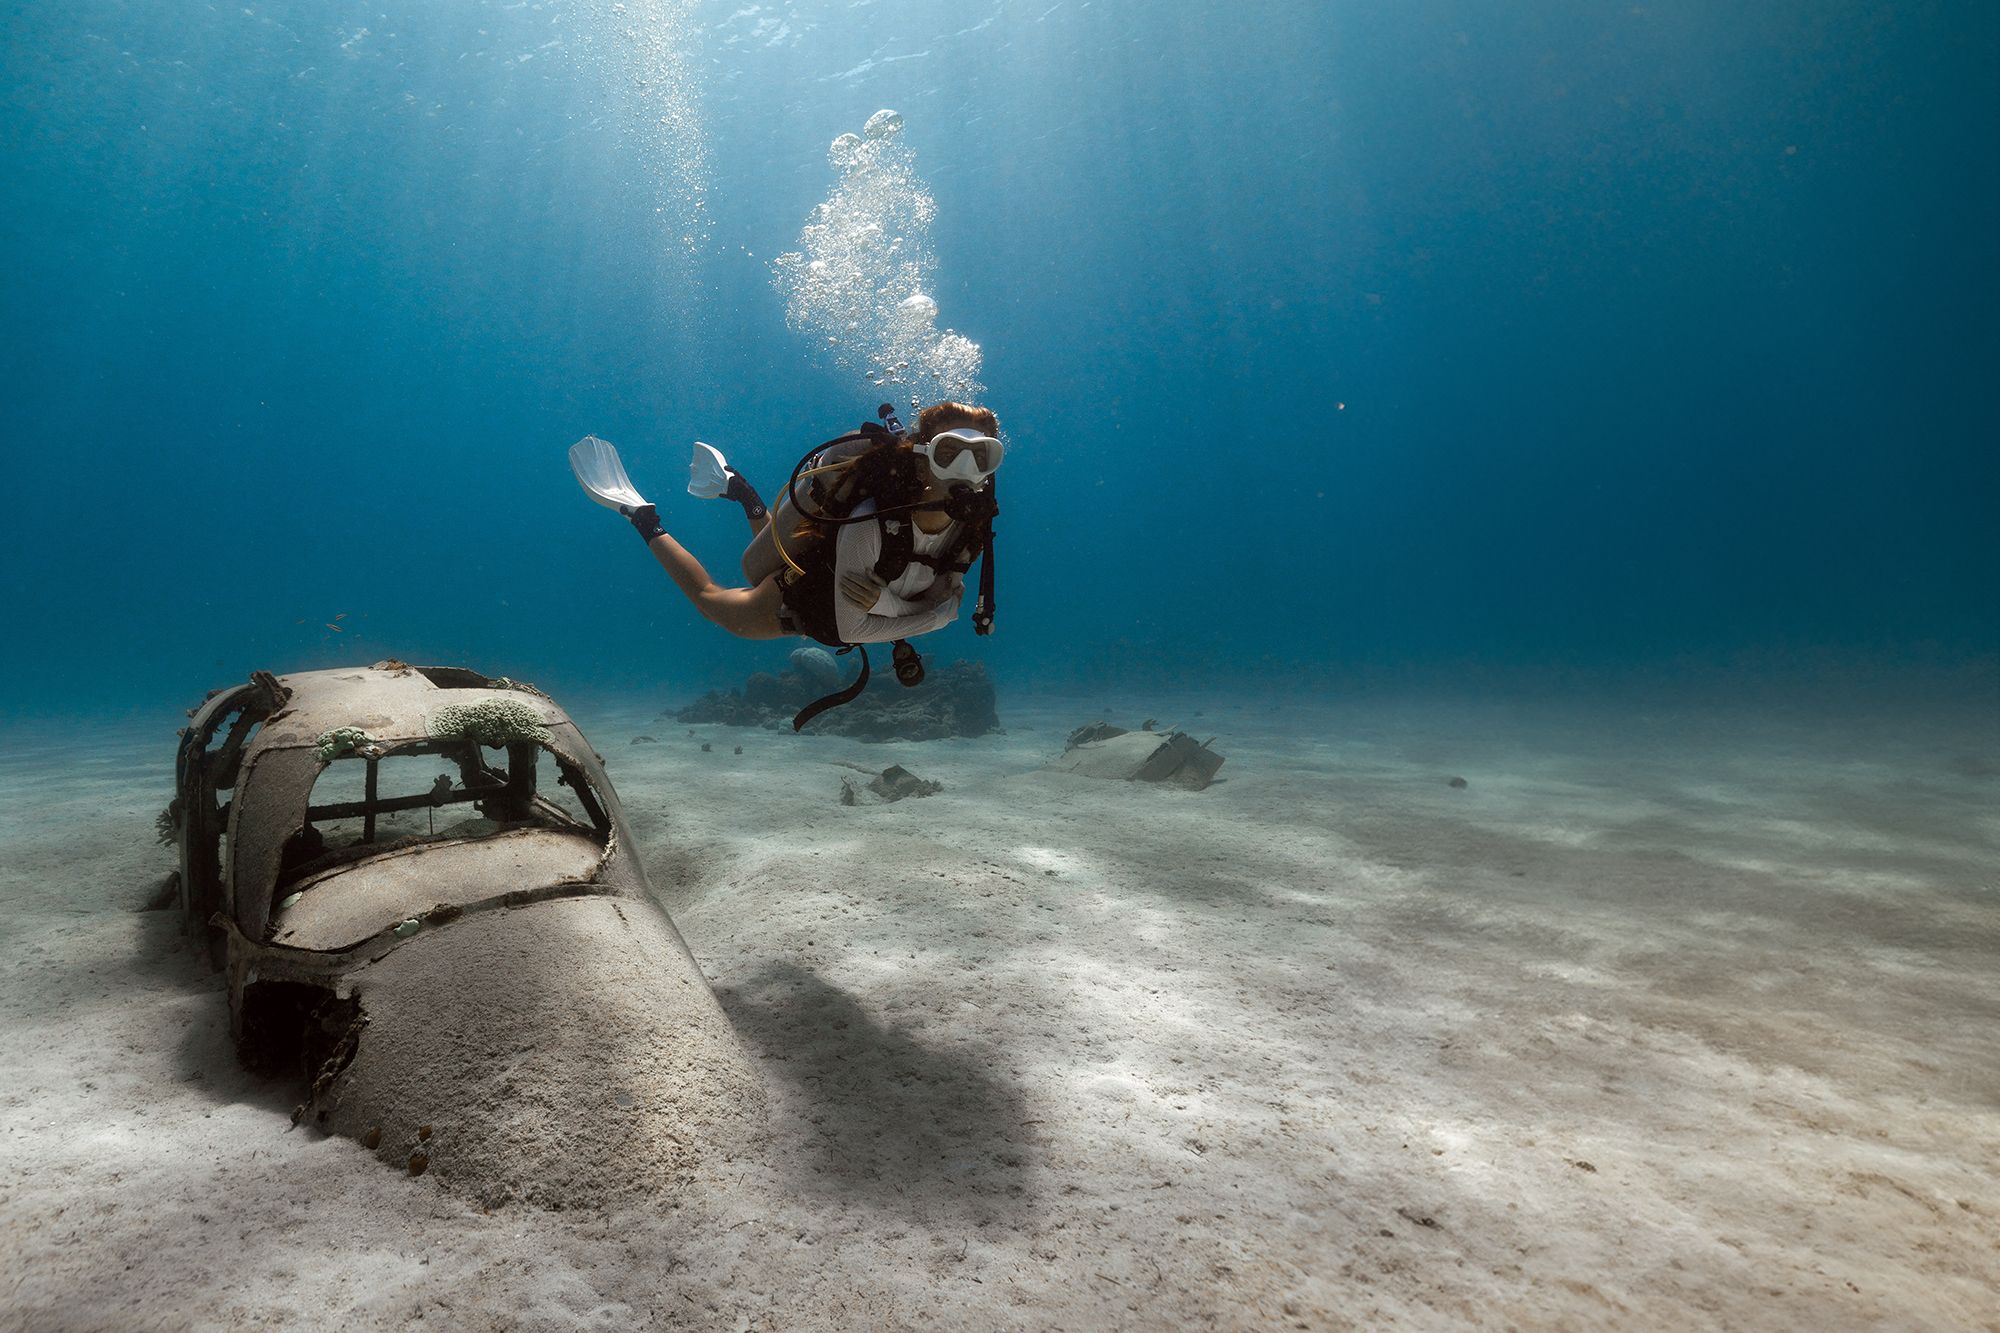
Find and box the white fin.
[569,436,647,511]
[688,441,733,499]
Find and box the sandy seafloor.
[1,680,1996,1331]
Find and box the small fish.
[335,612,348,620]
[326,623,343,632]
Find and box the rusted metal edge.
[214,866,636,982]
[277,820,617,905]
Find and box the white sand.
[2,687,1996,1330]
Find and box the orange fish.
[327,623,343,632]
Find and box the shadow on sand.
[715,961,1037,1226]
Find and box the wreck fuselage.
[170,662,763,1206]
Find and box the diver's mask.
[917,427,1005,488]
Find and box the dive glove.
[620,503,666,543]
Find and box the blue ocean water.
[2,0,1995,719]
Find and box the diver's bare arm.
[644,532,787,639]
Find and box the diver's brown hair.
[915,401,999,442]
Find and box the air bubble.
[580,0,709,264]
[773,112,985,403]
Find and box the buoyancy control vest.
[776,419,1000,730]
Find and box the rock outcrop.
[673,659,1000,741]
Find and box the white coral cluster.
[426,700,551,748]
[315,727,383,763]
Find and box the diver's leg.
[741,491,798,583]
[636,524,787,640]
[692,574,788,640]
[726,473,768,536]
[741,523,776,583]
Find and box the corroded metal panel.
[269,829,605,952]
[226,744,323,943]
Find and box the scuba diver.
[570,401,1002,727]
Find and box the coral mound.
[426,700,551,747]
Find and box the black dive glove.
[724,472,768,522]
[620,503,666,543]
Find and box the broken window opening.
[236,979,363,1113]
[413,666,499,690]
[277,741,610,891]
[177,686,281,969]
[204,707,263,792]
[537,747,604,831]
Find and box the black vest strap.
[872,516,915,584]
[792,645,870,732]
[777,563,846,648]
[872,513,982,585]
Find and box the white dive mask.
[917,427,1005,486]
